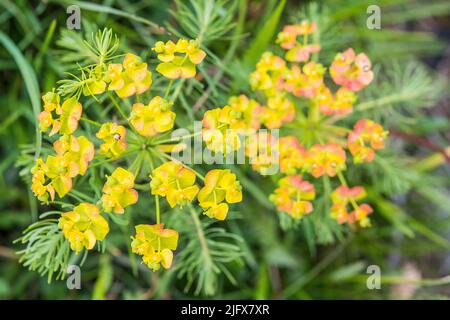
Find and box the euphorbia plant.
[24,30,244,273]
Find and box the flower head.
[330,48,373,91]
[259,95,295,129]
[304,143,346,178]
[315,86,357,116]
[276,21,317,50]
[96,122,127,159]
[39,95,82,136]
[202,106,241,154]
[226,95,262,133]
[59,203,109,253]
[153,39,206,79]
[150,161,199,208]
[101,167,138,214]
[107,53,152,98]
[285,62,325,98]
[198,169,242,220]
[279,136,306,175]
[348,119,388,163]
[270,175,315,219]
[129,96,176,137]
[330,185,373,227]
[250,52,287,97]
[131,224,179,271]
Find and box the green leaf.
[0,31,41,159]
[242,0,286,66]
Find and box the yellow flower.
[279,136,306,175]
[106,53,152,98]
[284,62,325,98]
[226,95,262,133]
[131,224,179,271]
[202,106,241,154]
[31,158,55,203]
[59,203,109,253]
[304,143,346,178]
[96,122,127,159]
[152,39,206,79]
[53,135,95,177]
[150,160,199,208]
[250,52,287,97]
[129,96,176,137]
[259,95,295,129]
[198,169,242,220]
[38,95,82,136]
[101,167,138,214]
[83,65,107,96]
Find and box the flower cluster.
[129,96,176,137]
[330,186,373,227]
[59,203,109,253]
[106,53,153,98]
[198,169,242,220]
[131,224,178,271]
[101,167,138,214]
[39,93,82,136]
[96,122,127,159]
[31,134,94,203]
[152,39,206,79]
[29,32,245,274]
[242,21,388,227]
[270,175,315,219]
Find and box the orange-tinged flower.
[131,224,178,271]
[315,86,357,116]
[59,203,109,253]
[202,106,241,154]
[53,135,95,177]
[330,185,373,227]
[286,44,320,63]
[279,136,306,175]
[31,158,55,203]
[101,167,138,214]
[129,96,176,137]
[270,175,315,219]
[304,143,346,178]
[259,95,295,129]
[348,119,388,163]
[38,95,81,137]
[150,161,199,208]
[96,122,127,159]
[198,169,242,220]
[152,39,206,79]
[276,21,318,50]
[59,97,82,135]
[285,62,325,98]
[227,95,262,133]
[330,48,373,92]
[106,53,152,98]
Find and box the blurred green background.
[1,0,450,299]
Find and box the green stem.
[147,151,161,225]
[80,116,102,127]
[189,204,212,265]
[152,130,201,145]
[164,80,174,100]
[108,92,128,120]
